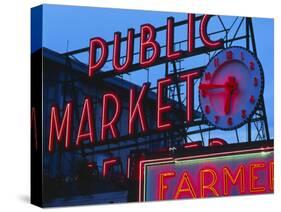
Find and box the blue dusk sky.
[34,4,274,142]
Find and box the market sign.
[139,146,273,201]
[47,14,226,153]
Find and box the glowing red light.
[250,95,255,104]
[227,117,233,126]
[205,72,212,80]
[241,109,246,119]
[214,58,220,67]
[31,107,38,151]
[250,61,255,70]
[87,163,96,169]
[226,50,233,60]
[209,138,227,146]
[88,37,108,77]
[214,115,220,124]
[102,158,118,177]
[127,157,131,179]
[183,141,202,149]
[205,105,210,114]
[48,102,73,153]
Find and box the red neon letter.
[180,70,201,122]
[269,161,274,191]
[250,162,266,193]
[48,102,73,153]
[166,17,182,60]
[188,14,195,53]
[113,29,135,73]
[88,37,108,77]
[200,15,224,49]
[128,83,149,135]
[200,168,219,197]
[174,172,197,199]
[101,93,121,141]
[209,138,227,147]
[140,24,160,67]
[76,97,95,146]
[157,77,172,130]
[223,166,245,196]
[103,159,118,177]
[31,107,38,150]
[158,171,175,200]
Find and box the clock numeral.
[227,117,233,126]
[226,50,233,60]
[214,115,220,124]
[250,61,255,70]
[214,58,220,67]
[250,95,255,104]
[254,77,258,87]
[205,72,212,81]
[205,105,210,114]
[240,52,245,61]
[241,109,246,119]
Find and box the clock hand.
[200,76,238,91]
[199,83,227,90]
[225,76,238,91]
[200,76,238,114]
[224,77,238,114]
[224,88,232,114]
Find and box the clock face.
[199,47,264,130]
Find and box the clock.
[199,46,264,130]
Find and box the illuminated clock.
[199,46,264,130]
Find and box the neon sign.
[48,14,227,153]
[88,14,223,78]
[139,146,273,201]
[47,68,202,153]
[31,5,274,208]
[46,15,264,155]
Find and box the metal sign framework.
[54,15,270,158]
